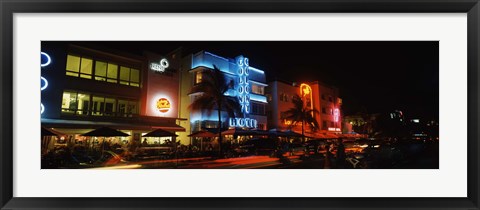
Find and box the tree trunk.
[302,119,305,142]
[217,104,223,158]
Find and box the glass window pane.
[66,72,79,77]
[95,61,107,77]
[107,63,118,79]
[120,66,130,81]
[76,93,90,115]
[92,96,105,116]
[104,98,116,115]
[80,74,92,79]
[130,83,139,87]
[128,101,138,114]
[80,58,93,75]
[118,100,127,114]
[61,91,77,114]
[66,55,80,72]
[130,69,139,83]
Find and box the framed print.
[1,0,479,209]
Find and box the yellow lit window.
[107,63,118,83]
[66,55,80,77]
[80,58,93,79]
[119,66,130,85]
[61,91,77,114]
[195,72,202,84]
[130,69,140,87]
[95,61,107,81]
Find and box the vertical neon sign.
[299,83,313,111]
[229,55,257,128]
[334,108,339,122]
[237,56,250,114]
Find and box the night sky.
[74,41,439,121]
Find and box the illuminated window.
[195,72,203,84]
[66,55,94,79]
[130,69,140,87]
[92,96,105,116]
[91,96,116,116]
[119,66,140,87]
[61,91,78,114]
[95,61,107,81]
[106,63,118,83]
[61,90,138,117]
[62,91,91,115]
[64,55,140,87]
[66,55,80,77]
[76,93,91,115]
[118,99,139,117]
[251,84,264,95]
[80,58,93,79]
[119,66,130,85]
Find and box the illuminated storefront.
[266,80,342,136]
[40,43,186,152]
[178,51,268,143]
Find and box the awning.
[41,118,185,132]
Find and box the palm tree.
[188,65,241,157]
[283,94,319,141]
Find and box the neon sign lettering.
[229,118,257,128]
[150,58,169,72]
[237,56,250,114]
[334,108,339,122]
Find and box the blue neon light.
[250,94,267,103]
[249,67,265,74]
[204,51,229,62]
[41,52,51,67]
[41,77,48,91]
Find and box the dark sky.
[76,41,439,121]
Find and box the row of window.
[321,108,338,115]
[322,121,337,129]
[61,90,139,117]
[66,54,140,87]
[251,102,266,115]
[194,72,265,95]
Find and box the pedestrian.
[336,138,346,168]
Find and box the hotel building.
[178,51,269,143]
[266,80,342,136]
[41,42,187,148]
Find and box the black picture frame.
[1,0,479,209]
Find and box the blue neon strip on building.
[250,94,267,103]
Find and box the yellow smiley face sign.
[156,98,171,113]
